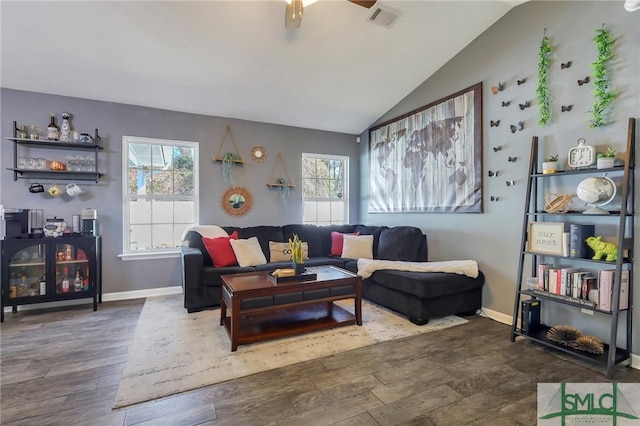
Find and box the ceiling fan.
[285,0,377,29]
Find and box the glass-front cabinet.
[1,236,101,322]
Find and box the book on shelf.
[570,271,591,298]
[598,269,630,312]
[537,263,550,291]
[559,267,577,296]
[569,224,595,258]
[547,268,557,293]
[521,299,541,334]
[531,289,596,308]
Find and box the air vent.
[367,6,398,28]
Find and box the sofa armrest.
[181,246,203,294]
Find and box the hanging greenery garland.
[589,25,616,128]
[536,29,553,127]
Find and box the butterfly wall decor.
[578,76,590,86]
[490,196,499,202]
[505,180,515,187]
[493,146,503,152]
[561,105,573,112]
[561,61,572,69]
[491,82,505,95]
[488,170,499,177]
[502,101,510,107]
[508,157,517,163]
[519,101,530,110]
[517,78,526,85]
[490,120,500,127]
[510,121,524,133]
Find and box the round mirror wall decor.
[250,145,268,163]
[221,186,253,216]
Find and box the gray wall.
[1,89,359,294]
[359,1,639,351]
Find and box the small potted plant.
[221,152,239,182]
[596,147,616,169]
[542,155,559,174]
[288,234,305,274]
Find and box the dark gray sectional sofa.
[181,224,484,324]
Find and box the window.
[302,154,348,225]
[122,136,198,256]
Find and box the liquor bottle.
[65,245,73,261]
[74,269,82,292]
[83,277,89,291]
[47,112,59,140]
[40,275,46,296]
[62,267,70,293]
[55,267,61,293]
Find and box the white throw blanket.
[357,258,479,279]
[181,225,228,241]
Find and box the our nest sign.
[528,222,566,255]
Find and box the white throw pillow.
[230,237,267,267]
[342,234,374,260]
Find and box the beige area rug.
[114,293,468,408]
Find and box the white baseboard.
[3,286,182,313]
[479,306,513,325]
[101,286,182,302]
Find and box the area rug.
[114,293,467,408]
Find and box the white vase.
[597,157,615,169]
[542,161,558,174]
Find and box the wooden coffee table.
[220,265,362,351]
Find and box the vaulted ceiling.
[1,1,525,134]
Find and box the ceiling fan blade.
[348,0,377,8]
[285,0,303,29]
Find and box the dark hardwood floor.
[1,299,639,425]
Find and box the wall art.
[368,82,482,213]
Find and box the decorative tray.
[268,270,317,284]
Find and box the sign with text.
[538,383,640,425]
[528,222,565,255]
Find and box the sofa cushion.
[238,226,284,259]
[369,269,485,299]
[230,237,268,267]
[330,231,359,256]
[202,231,239,267]
[201,265,255,287]
[342,235,374,260]
[377,227,424,262]
[269,241,309,262]
[282,224,323,258]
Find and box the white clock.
[568,138,595,169]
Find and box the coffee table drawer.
[274,292,303,305]
[331,284,355,296]
[241,296,273,310]
[304,288,331,300]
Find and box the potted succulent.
[542,155,559,174]
[288,234,305,274]
[596,147,616,169]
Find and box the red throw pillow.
[202,231,239,267]
[330,231,359,256]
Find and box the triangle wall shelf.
[267,152,295,187]
[214,126,244,163]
